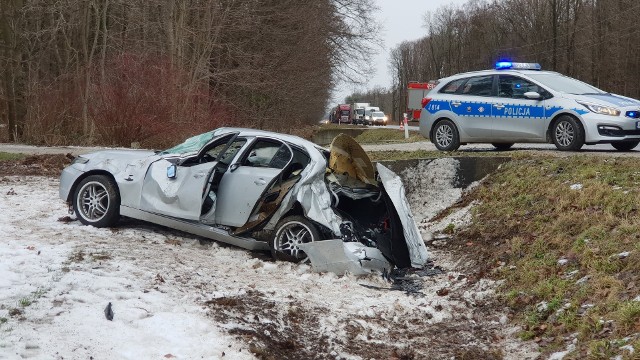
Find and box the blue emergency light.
[495,62,542,70]
[627,111,640,119]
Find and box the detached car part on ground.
[60,128,428,275]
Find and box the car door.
[139,133,246,220]
[492,74,547,140]
[214,138,294,227]
[450,75,496,139]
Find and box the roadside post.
[403,113,409,139]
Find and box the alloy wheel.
[77,181,110,222]
[435,124,453,148]
[555,121,575,147]
[276,221,314,259]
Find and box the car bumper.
[419,115,434,138]
[583,115,640,143]
[59,166,84,202]
[298,239,392,275]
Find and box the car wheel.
[491,143,514,151]
[431,119,460,151]
[552,116,584,151]
[270,216,320,262]
[611,141,640,151]
[73,175,120,227]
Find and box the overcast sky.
[332,0,469,104]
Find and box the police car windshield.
[527,73,606,95]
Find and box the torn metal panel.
[263,151,344,236]
[376,163,429,268]
[299,240,392,276]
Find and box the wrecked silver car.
[59,128,428,274]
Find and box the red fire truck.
[407,81,437,121]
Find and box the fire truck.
[407,81,437,121]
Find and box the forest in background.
[349,0,640,123]
[0,0,376,147]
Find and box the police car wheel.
[432,119,460,151]
[552,116,584,151]
[611,141,640,151]
[491,143,514,151]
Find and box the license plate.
[637,121,640,129]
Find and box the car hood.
[564,93,640,108]
[82,149,157,162]
[77,149,159,176]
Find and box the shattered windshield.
[160,130,217,155]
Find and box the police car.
[419,62,640,151]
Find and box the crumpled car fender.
[263,154,343,235]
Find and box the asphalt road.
[2,127,640,157]
[358,123,640,156]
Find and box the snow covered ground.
[0,175,537,359]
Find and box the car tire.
[552,115,584,151]
[492,143,514,151]
[611,141,640,151]
[431,119,460,151]
[270,215,320,262]
[73,175,120,227]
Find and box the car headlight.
[71,156,90,165]
[384,116,388,121]
[577,101,621,116]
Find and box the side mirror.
[524,91,542,100]
[167,164,177,179]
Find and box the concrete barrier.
[376,157,511,228]
[313,128,367,146]
[377,157,511,189]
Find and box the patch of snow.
[0,177,253,359]
[570,183,583,190]
[621,344,635,354]
[612,251,630,259]
[401,158,461,225]
[548,343,576,360]
[576,275,591,285]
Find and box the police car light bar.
[495,62,542,70]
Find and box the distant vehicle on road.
[368,111,388,126]
[351,102,370,124]
[420,62,640,151]
[330,104,352,124]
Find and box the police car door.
[492,75,546,140]
[452,75,495,139]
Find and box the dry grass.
[0,153,25,162]
[458,156,640,358]
[354,129,423,144]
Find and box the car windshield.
[372,112,384,117]
[160,130,217,155]
[527,73,606,95]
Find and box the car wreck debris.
[59,128,428,275]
